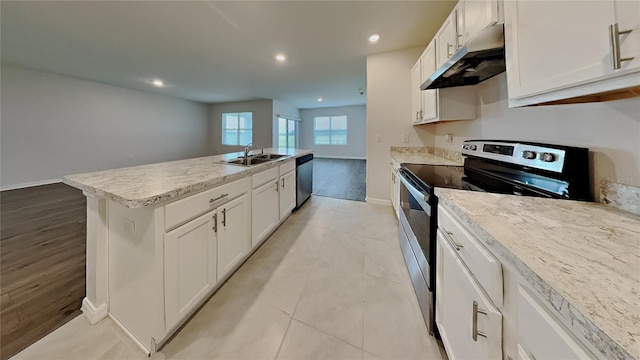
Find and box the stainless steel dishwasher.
[295,154,313,209]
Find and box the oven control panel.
[461,140,566,173]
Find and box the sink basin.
[223,157,274,166]
[253,153,289,160]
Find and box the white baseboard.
[366,197,392,205]
[109,313,151,356]
[0,178,62,191]
[81,297,108,325]
[314,155,366,160]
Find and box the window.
[278,117,299,149]
[314,116,347,145]
[222,112,252,145]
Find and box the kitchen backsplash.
[601,181,640,216]
[390,146,463,164]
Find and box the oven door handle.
[399,174,432,215]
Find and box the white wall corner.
[81,297,108,325]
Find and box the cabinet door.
[463,0,499,42]
[436,14,456,69]
[165,210,217,330]
[218,194,251,279]
[411,60,423,124]
[420,40,439,122]
[436,232,502,360]
[517,285,596,360]
[279,171,296,220]
[505,1,616,100]
[252,180,279,248]
[616,0,640,71]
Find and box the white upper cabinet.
[411,60,423,124]
[462,0,500,44]
[436,14,457,69]
[504,0,640,107]
[419,41,439,122]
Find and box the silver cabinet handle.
[609,23,634,70]
[456,33,463,50]
[275,181,279,193]
[472,301,487,341]
[282,178,285,188]
[209,193,229,204]
[212,213,218,233]
[222,208,226,227]
[447,43,453,57]
[443,229,463,251]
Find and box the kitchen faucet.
[244,143,259,163]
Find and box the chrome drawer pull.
[609,23,634,70]
[444,229,463,251]
[209,193,229,204]
[212,213,218,233]
[472,301,488,341]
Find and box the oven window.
[400,182,432,270]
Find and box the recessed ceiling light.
[275,54,286,62]
[317,97,323,102]
[151,79,165,87]
[368,34,380,43]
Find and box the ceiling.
[1,1,456,109]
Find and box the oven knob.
[522,150,537,160]
[469,145,477,151]
[540,152,555,162]
[462,144,468,150]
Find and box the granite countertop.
[390,146,463,166]
[63,148,312,208]
[435,188,640,360]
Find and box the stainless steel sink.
[252,153,288,160]
[219,153,290,166]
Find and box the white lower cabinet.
[164,209,217,331]
[252,179,280,248]
[390,162,400,218]
[217,193,251,280]
[436,231,502,360]
[279,170,296,220]
[517,285,596,360]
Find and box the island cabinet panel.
[252,179,280,248]
[279,170,296,220]
[217,193,251,280]
[164,209,217,331]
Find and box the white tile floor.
[13,196,445,360]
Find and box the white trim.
[0,178,61,191]
[366,197,392,205]
[109,313,151,356]
[81,297,108,325]
[314,155,366,160]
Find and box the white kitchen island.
[63,148,312,355]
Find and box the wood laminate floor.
[312,158,366,202]
[0,183,86,360]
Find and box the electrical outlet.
[403,134,409,143]
[445,134,454,143]
[375,134,382,143]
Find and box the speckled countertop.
[390,146,463,166]
[435,188,640,360]
[63,148,312,208]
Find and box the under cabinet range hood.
[421,24,505,90]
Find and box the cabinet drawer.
[517,285,596,360]
[438,206,503,307]
[165,177,249,231]
[279,159,296,175]
[252,167,279,189]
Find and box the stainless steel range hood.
[421,24,505,90]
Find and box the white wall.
[1,64,211,189]
[300,105,367,158]
[366,48,435,202]
[432,74,640,201]
[273,100,300,148]
[209,99,273,154]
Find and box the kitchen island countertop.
[435,188,640,360]
[63,148,312,208]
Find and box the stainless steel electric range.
[397,140,591,335]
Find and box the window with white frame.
[222,112,253,146]
[313,116,347,145]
